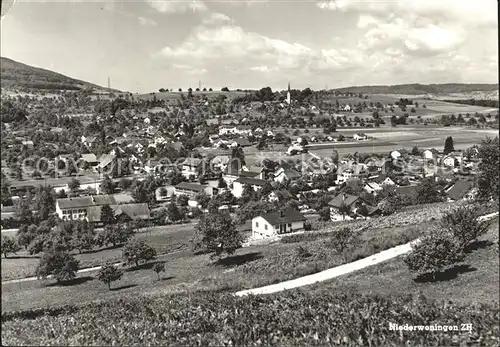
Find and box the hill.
[0,57,121,93]
[333,83,499,96]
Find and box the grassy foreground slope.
[2,290,499,346]
[307,218,500,306]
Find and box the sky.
[0,0,498,93]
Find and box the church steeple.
[286,82,291,105]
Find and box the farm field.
[1,202,461,312]
[305,218,500,306]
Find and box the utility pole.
[108,77,111,90]
[199,80,201,90]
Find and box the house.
[273,166,301,184]
[81,135,97,149]
[174,182,219,199]
[343,105,351,112]
[390,150,402,160]
[181,158,202,179]
[422,149,436,160]
[328,193,376,222]
[252,208,307,240]
[445,180,476,202]
[442,155,458,167]
[232,177,267,198]
[81,153,99,167]
[21,140,34,150]
[211,155,231,172]
[97,154,116,173]
[353,133,367,141]
[232,138,252,147]
[55,195,117,221]
[364,181,383,195]
[87,203,150,224]
[266,189,293,203]
[395,185,418,201]
[336,168,355,185]
[368,174,396,186]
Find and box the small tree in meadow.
[327,227,355,253]
[36,250,80,283]
[122,240,157,267]
[404,229,465,281]
[1,236,21,258]
[98,263,123,290]
[440,206,490,250]
[100,204,115,225]
[153,261,165,280]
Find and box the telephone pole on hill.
[108,77,111,90]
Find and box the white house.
[81,135,97,149]
[56,195,117,221]
[232,177,267,198]
[273,166,301,184]
[442,156,457,167]
[174,182,218,198]
[211,155,231,172]
[390,150,402,160]
[422,149,436,160]
[343,105,351,112]
[335,169,355,185]
[251,208,306,240]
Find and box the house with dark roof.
[445,180,476,202]
[232,138,252,147]
[87,203,150,224]
[328,193,377,221]
[232,176,268,198]
[252,208,307,239]
[55,195,117,221]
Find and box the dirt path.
[234,212,499,297]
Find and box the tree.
[476,137,499,202]
[440,206,490,250]
[218,177,227,189]
[444,136,454,154]
[34,186,56,220]
[36,250,80,283]
[191,211,242,258]
[415,177,443,204]
[1,236,20,258]
[221,87,230,92]
[122,240,157,267]
[152,261,165,280]
[177,194,189,206]
[166,202,182,222]
[159,187,168,197]
[331,149,339,165]
[70,221,95,254]
[403,229,465,281]
[98,263,123,290]
[411,146,420,155]
[100,175,114,195]
[67,178,80,193]
[328,227,354,253]
[100,204,115,225]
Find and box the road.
[234,211,499,296]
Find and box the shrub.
[97,263,123,290]
[403,229,465,281]
[326,227,356,253]
[295,245,312,259]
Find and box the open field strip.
[234,212,499,297]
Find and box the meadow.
[1,202,467,313]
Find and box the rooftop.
[258,208,306,225]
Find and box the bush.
[326,227,356,253]
[403,229,465,280]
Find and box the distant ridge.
[0,57,121,93]
[332,83,499,95]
